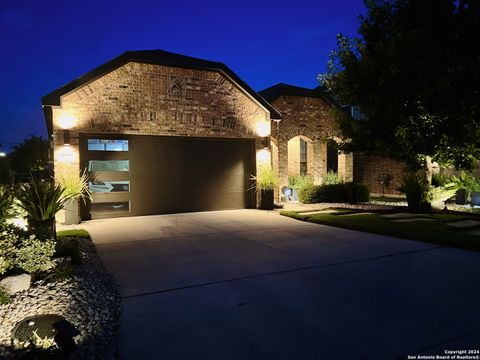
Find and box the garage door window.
[89,180,129,193]
[91,202,130,214]
[88,139,129,151]
[88,160,129,172]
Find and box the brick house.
[41,50,404,222]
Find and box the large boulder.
[0,274,31,294]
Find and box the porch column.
[313,139,323,185]
[278,137,288,189]
[338,151,354,182]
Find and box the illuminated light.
[57,145,77,163]
[0,152,6,157]
[256,121,270,137]
[256,149,271,164]
[8,217,27,230]
[57,114,76,129]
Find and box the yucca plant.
[399,172,431,212]
[16,177,73,240]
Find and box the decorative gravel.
[0,237,121,359]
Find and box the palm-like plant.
[16,177,73,239]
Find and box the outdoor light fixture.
[0,152,5,157]
[256,121,270,137]
[63,130,70,145]
[256,149,271,164]
[57,114,76,129]
[57,145,76,163]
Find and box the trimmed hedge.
[298,183,370,204]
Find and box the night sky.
[0,0,365,152]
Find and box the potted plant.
[468,175,480,206]
[58,170,92,225]
[251,166,279,210]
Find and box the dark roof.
[42,49,282,121]
[258,83,340,108]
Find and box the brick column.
[313,139,323,185]
[278,137,288,189]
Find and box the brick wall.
[51,61,271,217]
[353,155,407,195]
[269,95,352,190]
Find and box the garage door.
[80,134,255,219]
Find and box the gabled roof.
[41,49,282,120]
[258,83,340,108]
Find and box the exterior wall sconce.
[63,130,70,145]
[262,137,270,149]
[256,121,270,137]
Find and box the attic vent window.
[223,118,236,130]
[169,81,183,98]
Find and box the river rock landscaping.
[0,234,121,359]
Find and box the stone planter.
[260,189,274,210]
[63,198,80,225]
[471,192,480,206]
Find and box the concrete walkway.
[82,210,480,359]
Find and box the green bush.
[344,182,370,204]
[56,229,90,239]
[399,172,431,212]
[0,186,15,224]
[322,170,343,185]
[55,238,81,265]
[1,225,56,275]
[15,235,56,274]
[298,183,369,204]
[288,173,313,190]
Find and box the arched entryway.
[326,138,339,174]
[287,135,314,177]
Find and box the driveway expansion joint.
[121,245,446,300]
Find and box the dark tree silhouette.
[321,0,480,172]
[8,135,49,174]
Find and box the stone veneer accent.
[52,61,272,219]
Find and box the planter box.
[63,198,80,225]
[260,189,274,210]
[471,192,480,206]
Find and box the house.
[42,50,404,222]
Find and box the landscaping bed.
[281,209,480,252]
[0,231,121,359]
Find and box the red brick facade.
[354,155,407,195]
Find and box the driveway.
[83,210,480,359]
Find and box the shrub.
[399,172,431,212]
[344,182,370,204]
[0,286,11,305]
[0,227,19,275]
[298,183,369,204]
[298,184,321,203]
[15,235,56,274]
[56,229,90,239]
[322,170,343,185]
[0,186,15,224]
[288,173,313,190]
[432,172,451,187]
[55,237,81,265]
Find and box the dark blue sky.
[0,0,365,152]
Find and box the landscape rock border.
[0,236,121,359]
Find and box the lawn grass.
[281,211,480,252]
[56,229,91,239]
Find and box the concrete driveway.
[83,210,480,359]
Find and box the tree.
[320,0,480,173]
[8,135,49,174]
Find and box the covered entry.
[80,134,255,219]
